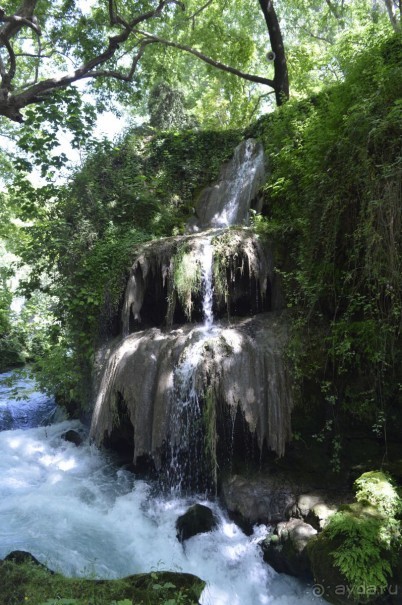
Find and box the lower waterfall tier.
[91,312,293,485]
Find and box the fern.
[322,472,402,598]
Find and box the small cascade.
[168,236,216,490]
[188,138,266,231]
[168,337,208,492]
[199,237,214,329]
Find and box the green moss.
[0,559,205,605]
[354,471,402,517]
[173,244,202,321]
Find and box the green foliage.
[11,128,241,409]
[250,33,402,432]
[319,471,401,598]
[354,471,402,517]
[173,244,201,321]
[148,83,197,131]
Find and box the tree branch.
[302,28,332,44]
[135,29,275,88]
[383,0,401,31]
[257,0,289,105]
[186,0,214,28]
[324,0,341,19]
[0,0,279,122]
[0,35,16,87]
[0,0,39,41]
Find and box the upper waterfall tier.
[187,139,266,232]
[121,228,280,335]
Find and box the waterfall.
[92,138,293,487]
[199,237,214,329]
[163,236,216,490]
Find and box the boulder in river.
[61,429,83,446]
[176,503,217,542]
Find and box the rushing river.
[0,371,322,605]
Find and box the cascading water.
[188,138,266,231]
[0,372,322,605]
[199,237,215,329]
[168,236,217,491]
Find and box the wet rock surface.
[91,313,293,471]
[221,473,297,526]
[61,429,83,446]
[176,504,217,542]
[262,519,316,579]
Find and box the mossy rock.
[307,533,356,605]
[307,504,395,605]
[0,553,205,605]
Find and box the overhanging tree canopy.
[0,0,289,123]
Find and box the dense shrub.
[250,33,402,442]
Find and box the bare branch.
[1,35,16,86]
[248,90,275,120]
[135,29,275,88]
[85,40,158,81]
[0,0,39,41]
[186,0,214,21]
[0,13,41,36]
[324,0,341,19]
[302,28,332,44]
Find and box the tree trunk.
[383,0,401,32]
[258,0,289,106]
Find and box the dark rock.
[391,556,402,605]
[176,504,217,542]
[4,550,54,574]
[61,429,83,446]
[221,474,296,526]
[262,520,316,580]
[307,533,352,605]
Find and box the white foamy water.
[0,374,323,604]
[0,419,323,604]
[210,139,265,228]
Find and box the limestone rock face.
[91,138,295,488]
[90,313,293,471]
[221,473,296,527]
[120,228,276,331]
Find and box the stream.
[0,371,323,605]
